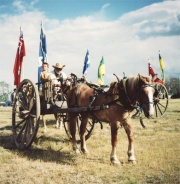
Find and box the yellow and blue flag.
[98,56,105,85]
[159,53,165,84]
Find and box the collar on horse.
[110,79,138,109]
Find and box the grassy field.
[0,99,179,184]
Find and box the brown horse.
[66,74,155,164]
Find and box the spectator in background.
[11,88,17,106]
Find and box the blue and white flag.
[82,49,90,76]
[38,23,47,88]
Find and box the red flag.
[148,63,163,84]
[13,29,26,87]
[154,77,163,84]
[148,63,156,76]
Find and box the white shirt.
[50,70,67,86]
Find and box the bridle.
[107,79,155,110]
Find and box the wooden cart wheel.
[63,114,95,143]
[12,79,40,150]
[153,83,168,118]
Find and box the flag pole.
[20,26,24,82]
[148,58,150,77]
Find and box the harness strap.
[112,80,137,109]
[121,79,137,107]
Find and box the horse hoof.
[110,158,120,164]
[81,149,89,155]
[73,149,81,154]
[84,151,89,155]
[43,129,47,133]
[128,160,137,165]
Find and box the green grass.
[0,99,179,184]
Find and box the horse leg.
[80,116,89,154]
[54,114,59,128]
[110,121,120,164]
[42,115,47,133]
[59,116,63,129]
[54,113,63,129]
[69,114,80,154]
[123,119,136,164]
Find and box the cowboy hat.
[52,63,65,69]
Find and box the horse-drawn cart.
[12,74,169,150]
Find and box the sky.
[0,0,180,89]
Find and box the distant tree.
[0,81,11,102]
[164,77,180,95]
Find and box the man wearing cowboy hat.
[50,63,68,101]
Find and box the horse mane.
[126,75,139,90]
[127,74,152,89]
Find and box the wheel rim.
[12,79,40,150]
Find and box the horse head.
[138,74,155,118]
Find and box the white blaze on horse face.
[147,86,154,116]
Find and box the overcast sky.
[0,0,180,89]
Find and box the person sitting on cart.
[40,62,50,100]
[50,62,70,101]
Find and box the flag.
[148,62,163,84]
[98,56,105,85]
[38,23,47,88]
[82,49,90,76]
[148,63,156,76]
[159,53,165,84]
[13,28,26,87]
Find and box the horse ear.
[138,74,143,81]
[138,74,147,83]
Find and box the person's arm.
[40,71,49,82]
[50,73,60,87]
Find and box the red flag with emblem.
[13,29,26,87]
